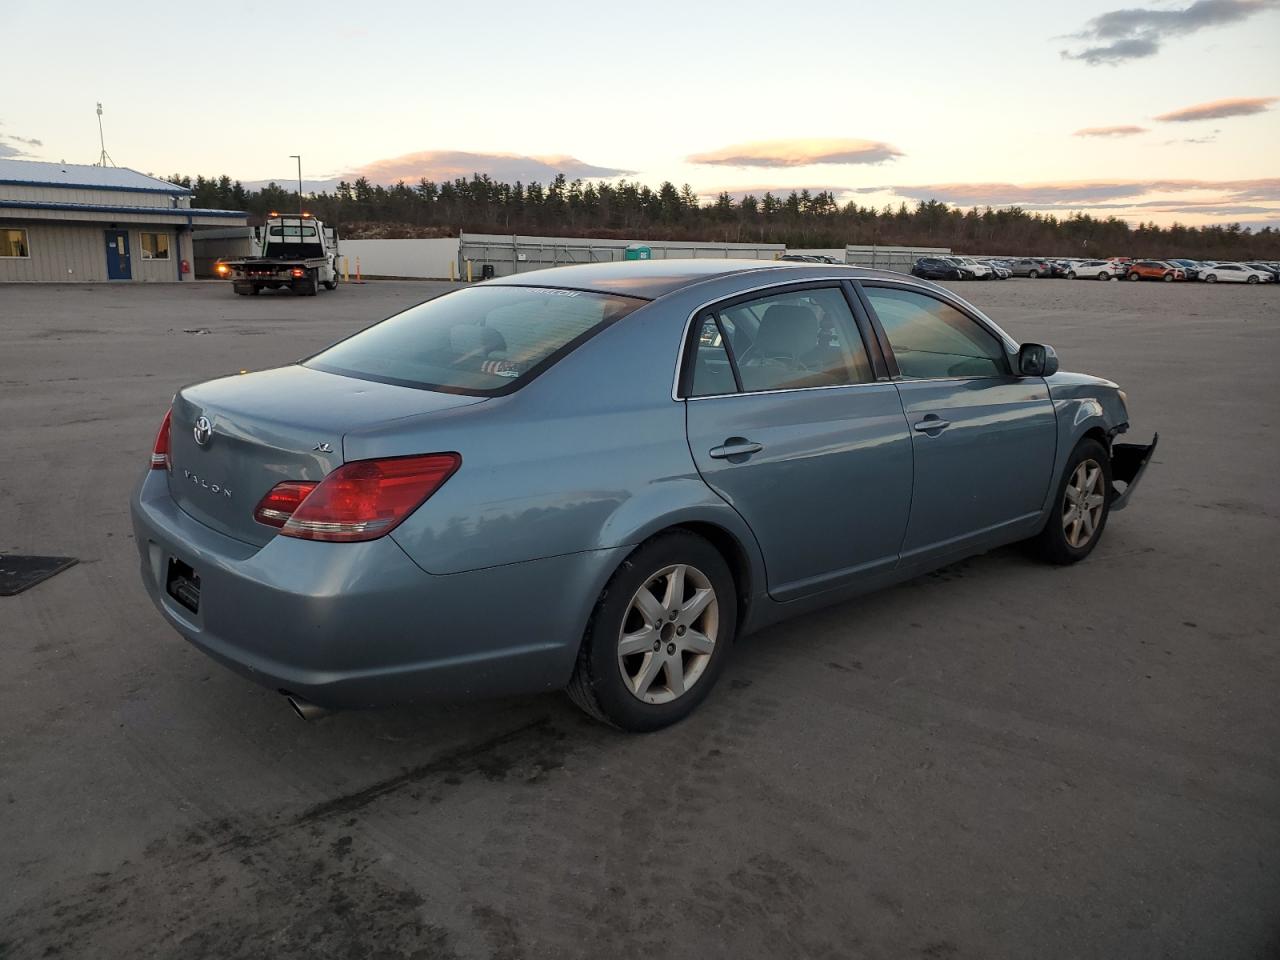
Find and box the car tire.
[1205,274,1217,283]
[567,531,737,732]
[1067,271,1077,279]
[1247,275,1259,284]
[1028,438,1112,565]
[1028,270,1039,279]
[1163,273,1174,282]
[1097,272,1109,281]
[1128,272,1140,281]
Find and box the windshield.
[306,285,644,395]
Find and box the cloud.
[864,177,1280,207]
[1155,95,1278,121]
[346,150,633,185]
[1073,124,1149,137]
[687,138,903,167]
[0,121,42,159]
[1061,0,1278,65]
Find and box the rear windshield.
[305,285,644,395]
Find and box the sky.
[4,0,1279,228]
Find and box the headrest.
[753,304,818,357]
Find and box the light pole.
[289,154,303,216]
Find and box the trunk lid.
[168,364,483,546]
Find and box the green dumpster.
[624,244,652,261]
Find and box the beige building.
[0,159,246,282]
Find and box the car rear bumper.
[131,470,622,709]
[1110,433,1158,512]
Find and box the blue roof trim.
[0,178,190,195]
[0,199,245,218]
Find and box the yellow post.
[449,260,456,282]
[342,256,350,283]
[355,257,362,282]
[466,260,473,283]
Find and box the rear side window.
[688,286,873,396]
[863,286,1008,380]
[307,286,643,394]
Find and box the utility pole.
[289,155,303,216]
[96,102,115,167]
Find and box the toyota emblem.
[193,416,213,446]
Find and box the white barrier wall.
[338,238,461,279]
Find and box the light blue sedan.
[132,260,1156,731]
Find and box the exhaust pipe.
[284,692,332,721]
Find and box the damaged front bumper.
[1110,432,1158,512]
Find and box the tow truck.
[218,212,340,296]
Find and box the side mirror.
[1018,342,1059,377]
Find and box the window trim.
[674,279,886,400]
[0,227,30,259]
[854,279,1018,381]
[139,231,171,261]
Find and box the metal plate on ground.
[0,555,79,596]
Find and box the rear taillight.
[253,453,460,542]
[151,409,172,470]
[253,481,318,528]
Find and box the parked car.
[132,260,1156,731]
[781,254,842,264]
[1007,258,1051,278]
[911,256,965,281]
[1244,262,1279,282]
[1200,262,1270,284]
[937,257,975,279]
[1048,260,1075,279]
[987,261,1012,279]
[1068,259,1122,280]
[1127,260,1185,282]
[1168,258,1202,281]
[950,256,993,279]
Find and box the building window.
[1,228,29,258]
[140,232,171,260]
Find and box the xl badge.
[313,442,333,453]
[193,416,213,446]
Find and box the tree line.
[166,172,1280,260]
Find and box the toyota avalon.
[133,260,1157,731]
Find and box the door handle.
[913,416,951,433]
[709,439,763,460]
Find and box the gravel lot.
[2,276,1278,960]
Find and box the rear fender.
[592,479,770,628]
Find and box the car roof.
[482,258,915,299]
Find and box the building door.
[105,230,132,280]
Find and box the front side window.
[307,285,642,395]
[140,232,170,260]
[690,286,873,395]
[1,228,29,257]
[863,286,1008,380]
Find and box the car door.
[682,282,914,601]
[856,281,1058,563]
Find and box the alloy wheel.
[617,564,718,704]
[1062,459,1106,549]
